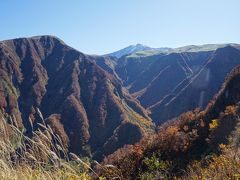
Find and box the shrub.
[142,154,167,172]
[186,146,240,180]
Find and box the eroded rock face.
[0,36,154,159]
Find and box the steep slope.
[96,44,240,124]
[100,66,240,179]
[0,36,154,159]
[150,45,240,123]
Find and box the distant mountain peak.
[106,44,174,58]
[106,44,153,58]
[135,43,148,47]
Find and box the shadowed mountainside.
[95,44,240,124]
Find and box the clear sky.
[1,0,240,55]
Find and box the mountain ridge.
[0,35,154,160]
[113,43,240,58]
[106,43,171,58]
[95,43,240,124]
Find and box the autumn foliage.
[98,66,240,179]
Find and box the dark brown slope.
[0,36,154,159]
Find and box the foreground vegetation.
[99,106,240,179]
[0,106,240,179]
[0,110,94,180]
[187,146,240,179]
[0,108,239,179]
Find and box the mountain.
[1,36,240,178]
[149,45,240,123]
[99,66,240,179]
[95,43,240,124]
[0,36,154,160]
[106,44,171,58]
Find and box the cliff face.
[0,36,154,159]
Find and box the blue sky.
[1,0,240,54]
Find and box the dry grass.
[0,110,95,180]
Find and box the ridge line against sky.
[1,0,240,55]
